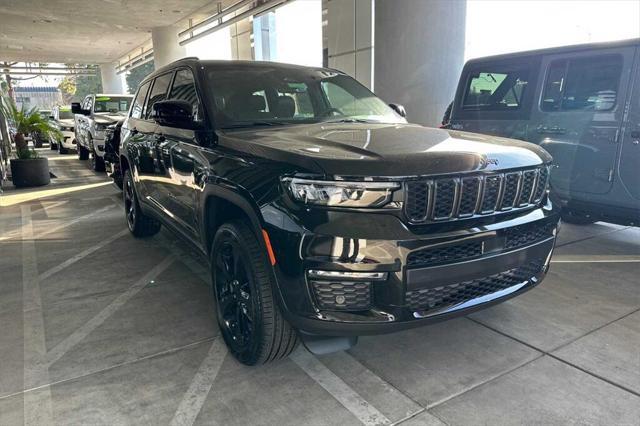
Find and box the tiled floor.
[1,149,638,425]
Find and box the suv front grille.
[405,260,544,312]
[404,166,550,223]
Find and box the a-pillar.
[374,0,466,126]
[151,25,188,68]
[100,63,123,93]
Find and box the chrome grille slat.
[404,166,549,224]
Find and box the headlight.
[283,177,400,208]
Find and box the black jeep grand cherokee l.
[120,58,560,365]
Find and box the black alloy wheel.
[123,170,161,237]
[214,235,255,354]
[211,221,298,365]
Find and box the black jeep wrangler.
[120,58,560,365]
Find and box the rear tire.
[561,209,597,225]
[123,170,161,237]
[211,221,298,365]
[90,152,106,172]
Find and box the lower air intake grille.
[407,241,483,268]
[505,223,556,250]
[405,260,543,312]
[310,280,371,311]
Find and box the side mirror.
[389,103,407,118]
[152,100,195,129]
[71,102,90,116]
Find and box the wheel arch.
[200,184,266,256]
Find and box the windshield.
[58,110,74,119]
[93,96,132,114]
[205,65,405,129]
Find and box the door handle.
[537,125,566,135]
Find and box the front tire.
[211,221,298,365]
[78,144,89,160]
[123,170,161,237]
[90,152,106,172]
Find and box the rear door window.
[145,72,174,119]
[463,68,530,111]
[131,81,151,119]
[169,69,202,121]
[541,55,623,112]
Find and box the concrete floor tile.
[40,236,171,349]
[347,318,541,407]
[0,393,25,425]
[33,216,126,276]
[431,356,640,426]
[195,355,360,426]
[554,226,640,257]
[0,311,24,397]
[555,222,627,247]
[318,350,423,422]
[552,310,640,394]
[471,262,640,351]
[47,339,213,425]
[48,260,217,383]
[397,410,447,426]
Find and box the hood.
[222,122,552,177]
[94,113,125,125]
[59,118,75,126]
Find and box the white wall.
[274,0,323,67]
[185,27,233,60]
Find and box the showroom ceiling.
[0,0,226,63]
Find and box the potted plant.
[1,97,60,188]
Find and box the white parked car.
[49,105,77,154]
[72,94,133,171]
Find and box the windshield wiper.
[221,121,288,129]
[322,118,379,124]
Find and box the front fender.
[198,180,266,249]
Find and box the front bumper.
[60,131,76,149]
[269,201,559,336]
[92,136,106,158]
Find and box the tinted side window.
[169,69,201,121]
[462,68,530,110]
[131,81,151,119]
[146,72,173,119]
[541,55,623,112]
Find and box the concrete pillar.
[100,63,123,93]
[374,0,466,126]
[230,18,253,60]
[324,0,375,89]
[151,25,187,68]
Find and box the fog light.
[307,270,387,281]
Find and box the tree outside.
[57,64,103,103]
[125,62,154,94]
